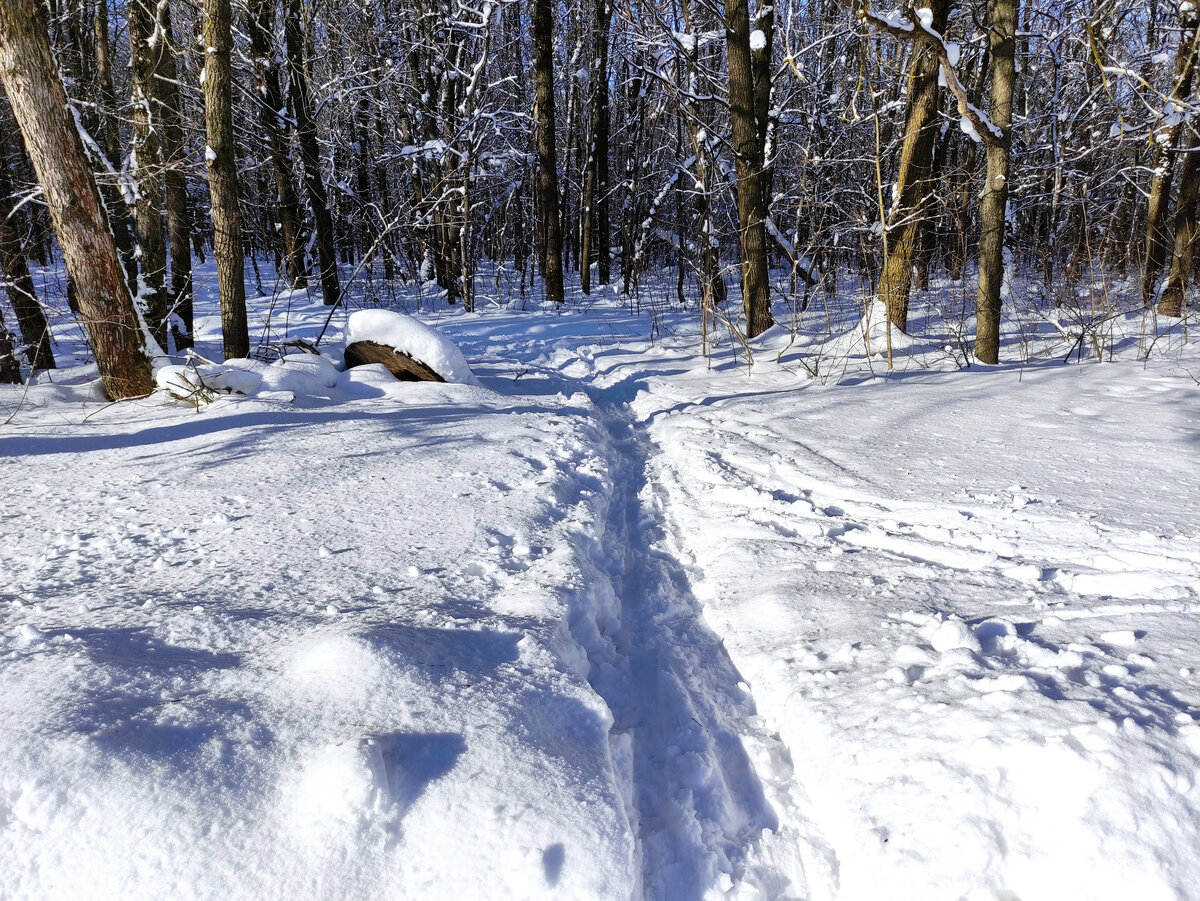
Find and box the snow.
[346,309,480,385]
[1,260,1199,899]
[959,113,982,142]
[874,8,915,31]
[750,29,767,52]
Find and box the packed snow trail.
[582,391,798,899]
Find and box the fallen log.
[343,340,446,382]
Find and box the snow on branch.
[858,4,1004,145]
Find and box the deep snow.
[1,261,1198,900]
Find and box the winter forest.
[1,0,1199,896]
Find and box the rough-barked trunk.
[91,0,138,293]
[128,0,169,348]
[158,6,193,351]
[0,139,54,370]
[1142,6,1200,304]
[0,0,153,398]
[725,0,772,338]
[203,0,249,359]
[250,0,307,291]
[878,0,950,333]
[1158,142,1200,317]
[973,0,1016,364]
[286,0,340,305]
[579,0,611,295]
[533,0,564,304]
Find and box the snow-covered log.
[343,340,446,382]
[344,310,479,385]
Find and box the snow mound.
[346,310,479,385]
[155,353,341,403]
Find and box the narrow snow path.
[584,393,784,898]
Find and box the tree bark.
[579,0,611,294]
[0,0,153,397]
[725,0,772,337]
[678,0,727,311]
[286,0,339,305]
[1142,5,1200,304]
[533,0,564,303]
[877,0,950,332]
[0,138,54,370]
[1158,144,1200,317]
[91,0,138,293]
[128,0,169,349]
[344,340,445,382]
[158,5,193,350]
[973,0,1016,364]
[203,0,249,359]
[249,0,307,290]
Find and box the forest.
[2,1,1199,899]
[0,0,1193,392]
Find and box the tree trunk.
[595,19,611,289]
[158,5,193,350]
[91,0,138,293]
[533,0,564,303]
[678,0,727,312]
[249,0,307,290]
[1158,145,1200,317]
[0,138,54,370]
[128,0,169,348]
[286,0,340,305]
[372,100,396,282]
[579,0,611,295]
[752,0,775,202]
[0,0,153,397]
[973,0,1016,364]
[878,0,950,332]
[620,63,646,294]
[724,0,772,337]
[203,0,249,359]
[1142,5,1200,304]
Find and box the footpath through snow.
[2,274,1200,899]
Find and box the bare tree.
[203,0,249,358]
[0,131,54,371]
[249,0,307,290]
[0,0,153,398]
[533,0,564,303]
[128,0,170,347]
[1142,2,1200,304]
[974,0,1017,364]
[725,0,772,337]
[158,5,194,350]
[91,0,139,292]
[285,0,340,305]
[1158,140,1200,317]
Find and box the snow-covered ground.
[2,262,1198,899]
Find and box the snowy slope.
[618,352,1200,901]
[2,263,1199,899]
[435,291,1200,900]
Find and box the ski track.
[518,359,808,899]
[588,394,778,899]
